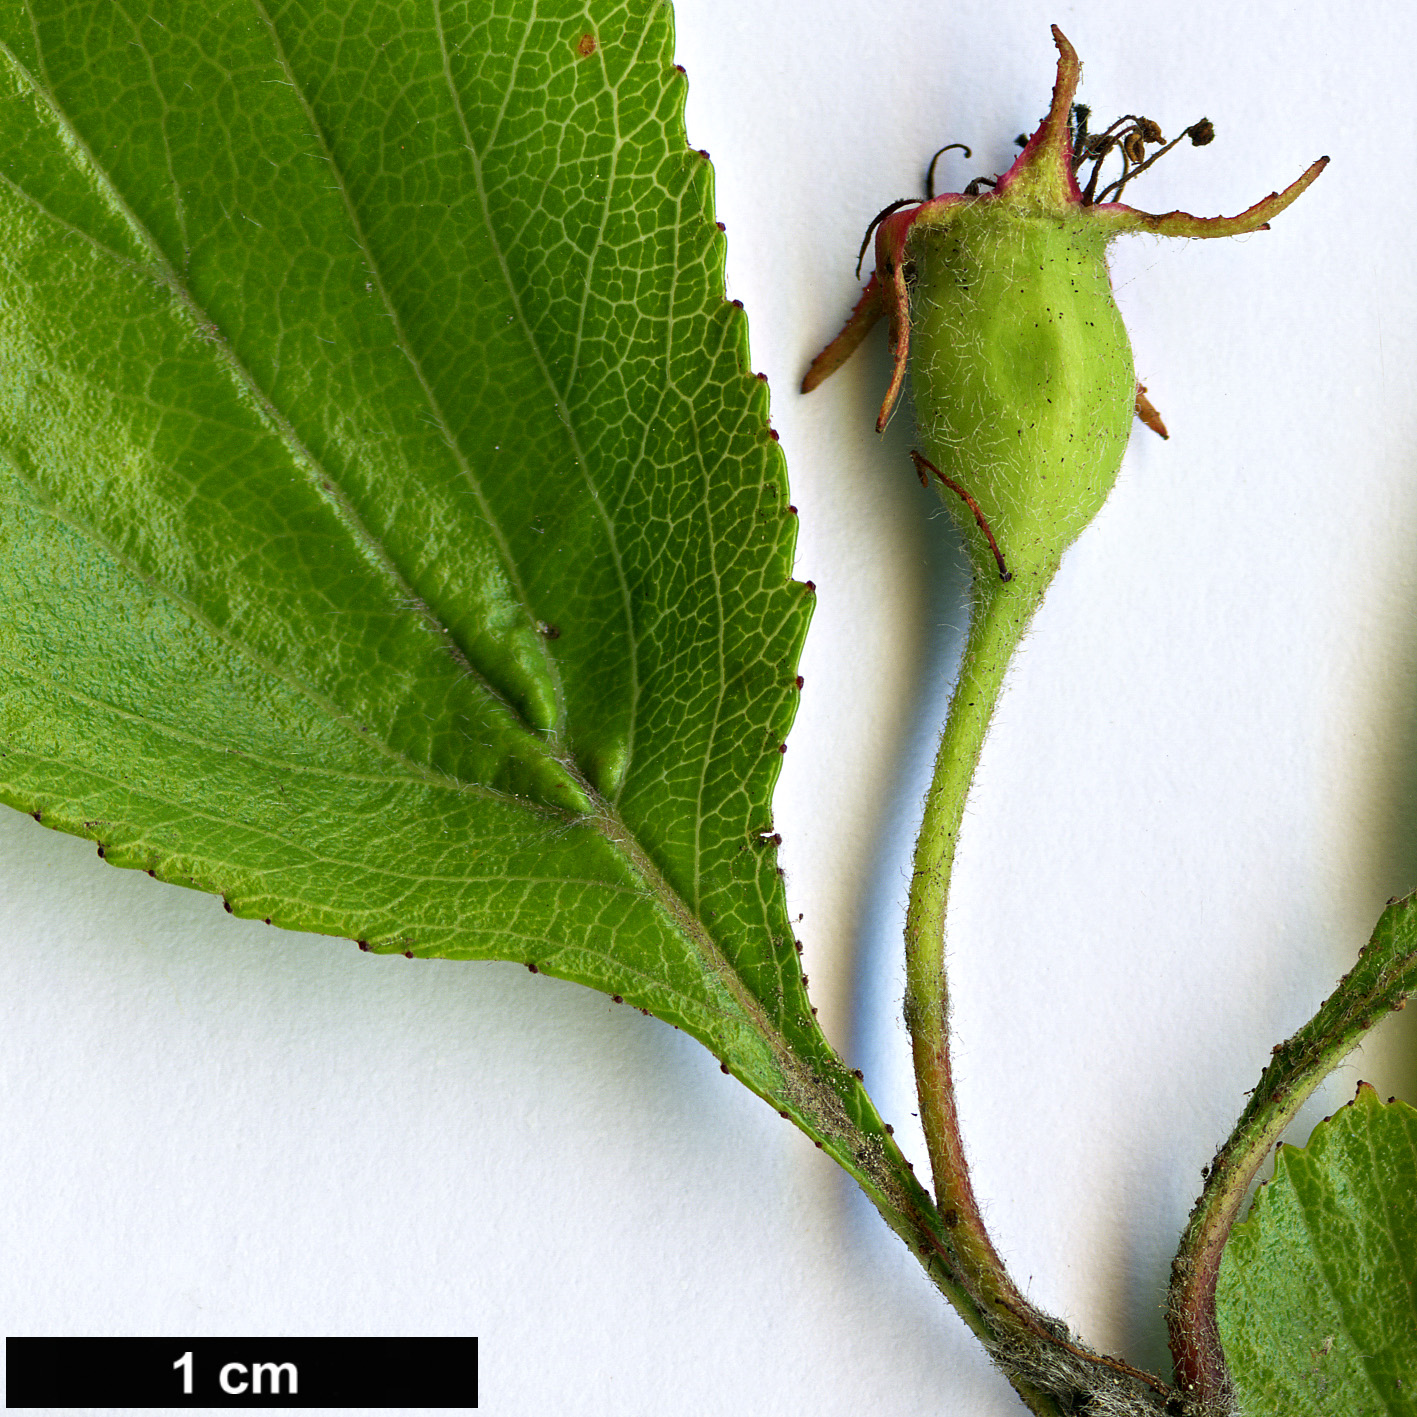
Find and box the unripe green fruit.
[799,27,1329,1414]
[909,209,1134,587]
[801,25,1324,601]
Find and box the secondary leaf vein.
[434,0,642,782]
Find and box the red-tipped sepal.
[874,205,919,431]
[1093,155,1328,238]
[801,278,885,394]
[994,25,1083,207]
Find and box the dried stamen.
[1093,117,1213,204]
[925,143,972,200]
[1074,111,1176,203]
[1068,102,1091,173]
[856,197,917,278]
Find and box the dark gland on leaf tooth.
[0,9,1346,1417]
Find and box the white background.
[5,1,1417,1413]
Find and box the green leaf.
[1216,1085,1417,1415]
[0,0,949,1236]
[1168,892,1417,1404]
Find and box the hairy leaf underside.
[0,0,910,1163]
[1217,1087,1417,1415]
[16,12,1411,1415]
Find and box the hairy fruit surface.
[804,25,1325,594]
[910,208,1132,586]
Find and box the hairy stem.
[1167,890,1417,1406]
[899,569,1195,1416]
[904,570,1048,1314]
[850,1136,1068,1417]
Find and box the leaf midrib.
[0,0,826,1101]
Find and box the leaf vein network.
[249,0,569,737]
[434,0,643,797]
[0,457,566,809]
[0,22,563,777]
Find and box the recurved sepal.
[802,27,1326,441]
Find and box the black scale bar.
[5,1337,477,1409]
